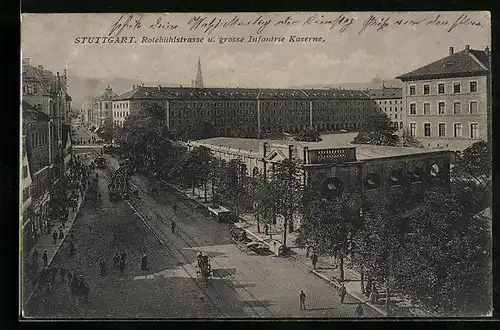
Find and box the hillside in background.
[295,78,403,90]
[68,76,403,110]
[67,76,179,109]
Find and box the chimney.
[465,44,470,52]
[22,58,30,66]
[449,47,454,55]
[158,85,161,92]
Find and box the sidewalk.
[22,178,88,304]
[175,185,435,317]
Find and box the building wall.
[403,75,488,145]
[374,98,405,129]
[117,92,380,138]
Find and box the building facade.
[92,85,117,128]
[21,58,74,254]
[368,87,405,130]
[397,45,491,150]
[113,86,380,138]
[22,101,53,252]
[188,137,450,228]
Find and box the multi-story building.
[368,87,405,130]
[112,86,380,137]
[22,101,53,252]
[92,85,117,127]
[22,58,73,180]
[396,45,491,150]
[188,137,450,229]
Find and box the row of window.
[113,111,129,118]
[409,100,479,115]
[169,107,370,118]
[30,130,48,148]
[168,100,370,108]
[113,102,129,109]
[409,122,479,138]
[409,81,478,96]
[365,164,441,190]
[383,107,404,112]
[376,100,403,105]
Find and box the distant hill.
[295,78,403,90]
[67,76,179,109]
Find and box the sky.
[21,12,490,88]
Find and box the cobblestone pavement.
[23,161,379,318]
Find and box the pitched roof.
[396,48,490,81]
[22,100,50,122]
[114,86,370,101]
[368,88,402,99]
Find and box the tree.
[100,117,114,142]
[295,130,322,142]
[451,140,490,187]
[268,159,304,248]
[210,158,227,207]
[353,112,399,146]
[352,195,404,311]
[298,186,358,281]
[401,128,424,148]
[117,104,180,178]
[174,119,216,141]
[252,175,278,234]
[398,185,491,315]
[219,158,248,217]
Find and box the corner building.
[397,45,491,150]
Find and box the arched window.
[399,121,403,129]
[409,168,422,183]
[388,169,402,186]
[252,167,259,177]
[365,172,380,190]
[322,177,343,199]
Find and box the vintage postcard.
[20,12,492,319]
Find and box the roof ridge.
[468,51,489,70]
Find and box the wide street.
[23,128,379,318]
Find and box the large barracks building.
[113,85,380,138]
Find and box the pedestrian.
[59,227,64,239]
[70,230,75,240]
[173,203,178,214]
[365,280,372,298]
[32,248,39,267]
[52,230,58,244]
[311,253,318,270]
[299,290,306,310]
[339,283,347,304]
[67,271,73,288]
[356,303,364,317]
[69,241,75,255]
[121,250,127,263]
[113,252,120,268]
[370,285,379,303]
[51,266,58,282]
[171,221,176,234]
[119,259,125,275]
[42,250,48,267]
[59,266,66,283]
[141,253,148,271]
[100,259,107,277]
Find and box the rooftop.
[368,87,402,99]
[114,86,371,101]
[22,100,50,122]
[396,46,490,81]
[193,134,446,161]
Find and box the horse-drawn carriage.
[71,274,90,300]
[196,253,212,281]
